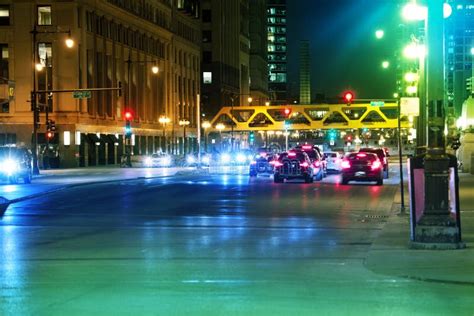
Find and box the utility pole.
[413,0,463,248]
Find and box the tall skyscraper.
[267,0,287,104]
[201,0,253,117]
[299,40,311,104]
[445,1,474,115]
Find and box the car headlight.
[236,154,246,163]
[221,153,231,164]
[187,155,196,164]
[0,159,19,174]
[202,156,210,164]
[145,157,153,166]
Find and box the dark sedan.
[340,152,383,185]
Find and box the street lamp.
[216,123,225,150]
[159,115,170,153]
[31,26,74,175]
[202,121,211,152]
[375,29,384,39]
[382,61,390,69]
[179,119,190,155]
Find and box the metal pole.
[125,53,132,167]
[230,96,235,151]
[398,98,406,214]
[162,124,166,153]
[285,130,288,151]
[31,25,40,175]
[196,94,201,165]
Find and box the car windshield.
[279,152,306,162]
[359,148,385,159]
[324,153,337,158]
[347,153,377,162]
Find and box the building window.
[0,5,10,26]
[0,44,8,79]
[203,51,212,64]
[203,72,212,84]
[38,6,52,25]
[202,30,212,43]
[202,9,211,22]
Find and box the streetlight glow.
[406,86,418,95]
[152,65,159,74]
[403,43,426,59]
[35,63,44,71]
[471,47,474,55]
[382,61,390,69]
[247,97,253,104]
[202,121,211,129]
[216,123,225,130]
[404,72,419,83]
[65,38,74,48]
[402,3,451,20]
[375,29,384,39]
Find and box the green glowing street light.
[403,43,426,60]
[404,72,419,83]
[375,29,384,39]
[471,47,474,55]
[381,61,390,69]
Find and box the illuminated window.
[203,72,212,84]
[38,5,52,25]
[0,5,9,25]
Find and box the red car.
[340,152,383,185]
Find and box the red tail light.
[314,161,321,167]
[383,157,387,165]
[288,152,297,157]
[274,161,283,167]
[302,145,312,150]
[341,160,351,169]
[300,162,309,168]
[371,160,382,170]
[250,161,257,165]
[357,153,366,158]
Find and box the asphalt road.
[1,171,474,315]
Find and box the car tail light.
[288,152,296,157]
[314,161,321,167]
[302,145,312,150]
[371,160,382,170]
[250,161,257,165]
[341,160,351,169]
[274,161,283,167]
[300,162,309,168]
[357,153,366,158]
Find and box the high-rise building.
[249,0,269,105]
[201,0,253,118]
[445,1,474,115]
[299,40,311,104]
[267,0,287,104]
[0,0,201,167]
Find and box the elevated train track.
[208,102,411,132]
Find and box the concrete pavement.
[366,173,474,284]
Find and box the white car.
[144,153,172,168]
[323,151,342,172]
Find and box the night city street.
[1,167,473,314]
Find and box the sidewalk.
[366,173,474,284]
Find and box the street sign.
[370,101,385,106]
[73,90,92,99]
[400,97,420,116]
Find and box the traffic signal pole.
[412,0,463,248]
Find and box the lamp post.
[179,119,190,155]
[31,25,74,175]
[202,121,211,152]
[216,123,225,151]
[159,115,170,153]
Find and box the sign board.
[73,90,92,99]
[370,101,385,107]
[400,97,420,116]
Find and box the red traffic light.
[46,131,54,139]
[284,108,292,116]
[124,111,133,120]
[344,91,354,104]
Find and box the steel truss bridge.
[208,102,411,132]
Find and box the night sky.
[287,0,402,101]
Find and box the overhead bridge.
[208,102,411,132]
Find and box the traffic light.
[46,131,54,140]
[346,135,352,142]
[328,129,337,141]
[284,108,292,117]
[249,131,255,144]
[46,119,56,132]
[124,111,132,137]
[343,91,354,105]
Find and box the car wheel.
[315,170,323,181]
[376,178,383,186]
[341,177,348,185]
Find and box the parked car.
[359,147,389,179]
[273,151,315,183]
[0,146,33,184]
[340,152,383,185]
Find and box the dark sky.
[287,0,402,100]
